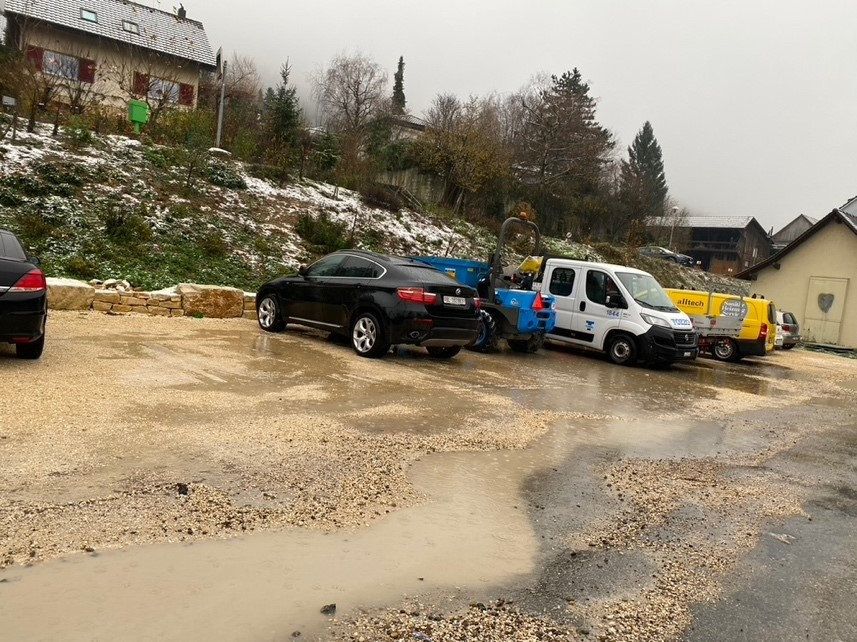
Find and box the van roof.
[548,258,653,276]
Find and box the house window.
[28,48,96,84]
[43,50,80,80]
[122,20,139,34]
[134,72,195,106]
[80,8,98,22]
[149,77,180,103]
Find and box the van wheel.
[712,338,737,362]
[607,334,637,366]
[467,309,499,353]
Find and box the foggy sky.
[183,0,856,233]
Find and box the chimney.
[177,4,186,19]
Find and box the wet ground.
[0,311,855,641]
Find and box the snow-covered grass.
[0,122,748,295]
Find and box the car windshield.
[616,271,678,312]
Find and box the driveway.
[1,312,855,641]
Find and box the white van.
[534,258,699,366]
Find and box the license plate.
[443,296,466,306]
[683,351,692,357]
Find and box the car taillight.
[759,323,768,340]
[397,288,438,305]
[783,324,793,332]
[9,269,47,292]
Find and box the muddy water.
[0,418,766,640]
[0,319,801,640]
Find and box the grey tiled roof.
[4,0,216,67]
[679,216,757,229]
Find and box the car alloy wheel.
[257,295,285,332]
[351,311,389,358]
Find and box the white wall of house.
[750,221,857,348]
[24,24,201,110]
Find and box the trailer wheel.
[606,333,637,366]
[712,338,737,362]
[508,333,544,353]
[467,309,499,353]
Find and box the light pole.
[667,206,679,250]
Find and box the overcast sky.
[184,0,855,232]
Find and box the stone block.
[92,301,113,312]
[170,308,185,317]
[46,278,95,311]
[177,283,244,318]
[147,306,171,316]
[94,291,121,304]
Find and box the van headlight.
[640,313,670,329]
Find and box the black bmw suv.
[0,229,47,359]
[256,250,480,358]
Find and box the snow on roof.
[4,0,216,67]
[679,216,757,229]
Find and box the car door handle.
[579,301,586,312]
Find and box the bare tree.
[311,52,388,136]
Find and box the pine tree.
[263,62,302,149]
[619,121,669,235]
[392,56,406,115]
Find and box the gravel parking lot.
[1,311,855,641]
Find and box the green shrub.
[14,211,53,240]
[247,163,291,186]
[101,207,153,244]
[64,255,98,279]
[295,211,350,255]
[199,231,228,257]
[143,146,183,170]
[207,161,247,189]
[33,160,85,186]
[359,183,404,212]
[0,185,24,207]
[65,117,94,149]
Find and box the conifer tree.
[392,56,406,115]
[619,121,669,233]
[263,62,302,149]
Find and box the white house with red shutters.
[3,0,216,111]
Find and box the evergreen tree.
[619,121,668,239]
[263,63,302,149]
[392,56,406,115]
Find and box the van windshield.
[616,272,678,312]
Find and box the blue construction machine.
[412,217,556,353]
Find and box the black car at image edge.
[0,228,47,359]
[255,250,481,358]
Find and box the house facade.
[737,209,857,348]
[676,216,772,275]
[4,0,216,111]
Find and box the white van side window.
[585,270,617,306]
[549,268,575,296]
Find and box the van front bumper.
[638,325,698,363]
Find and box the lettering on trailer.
[720,300,749,318]
[677,297,705,308]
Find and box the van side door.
[544,263,581,344]
[571,268,624,348]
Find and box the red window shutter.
[79,58,96,84]
[133,72,149,96]
[179,83,194,107]
[26,46,44,70]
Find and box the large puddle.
[0,410,767,640]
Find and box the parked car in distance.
[0,228,47,359]
[255,250,481,359]
[776,310,801,350]
[638,246,695,267]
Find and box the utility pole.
[215,59,227,148]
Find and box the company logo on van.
[676,297,705,308]
[671,318,692,327]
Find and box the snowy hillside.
[0,124,748,295]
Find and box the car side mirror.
[28,256,42,267]
[298,264,307,277]
[606,294,626,309]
